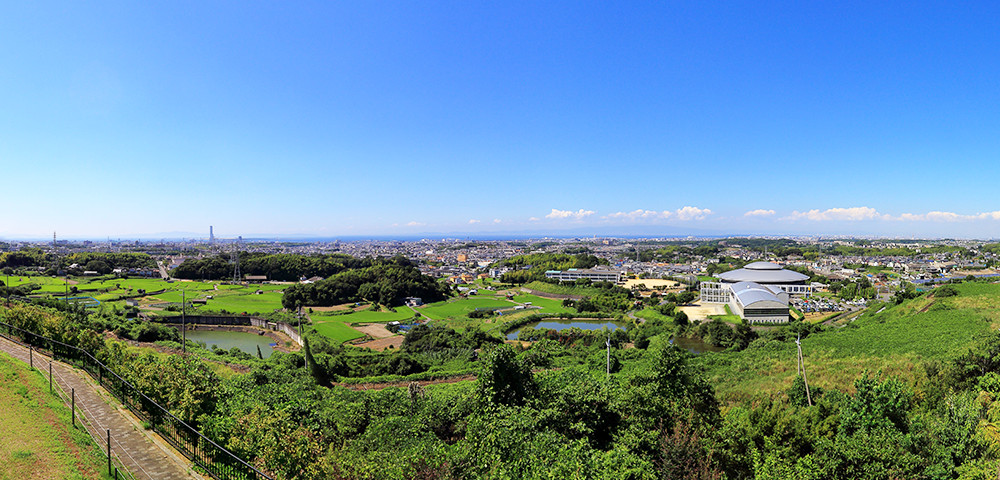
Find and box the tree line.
[281,261,450,309]
[171,252,399,282]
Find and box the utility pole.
[796,334,813,406]
[181,290,186,354]
[606,336,611,378]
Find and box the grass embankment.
[696,282,999,403]
[521,281,604,297]
[707,304,742,324]
[0,352,112,479]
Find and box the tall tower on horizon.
[210,226,214,245]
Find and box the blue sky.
[2,2,1000,239]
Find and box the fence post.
[107,429,111,476]
[29,344,32,369]
[49,362,52,393]
[72,388,75,427]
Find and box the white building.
[699,262,811,324]
[714,261,813,296]
[544,266,623,284]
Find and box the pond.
[181,329,275,359]
[670,335,726,354]
[506,319,627,340]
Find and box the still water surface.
[506,319,626,340]
[183,329,275,358]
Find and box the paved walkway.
[0,336,199,480]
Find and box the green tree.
[839,372,912,435]
[477,344,536,407]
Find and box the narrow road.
[0,336,199,480]
[157,261,170,280]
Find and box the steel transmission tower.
[232,236,242,283]
[51,232,60,274]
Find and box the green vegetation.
[10,268,1000,478]
[171,252,393,281]
[0,351,113,479]
[311,320,366,343]
[707,304,743,324]
[282,258,449,308]
[495,253,606,284]
[421,296,514,320]
[0,250,154,274]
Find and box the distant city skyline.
[3,2,1000,238]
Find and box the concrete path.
[157,261,170,280]
[0,336,200,480]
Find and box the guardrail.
[0,319,273,480]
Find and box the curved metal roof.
[717,263,809,284]
[731,281,787,307]
[744,261,782,270]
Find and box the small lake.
[181,329,275,358]
[506,319,626,340]
[671,336,726,354]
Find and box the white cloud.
[605,209,672,221]
[896,210,1000,222]
[603,206,713,222]
[783,207,1000,223]
[786,206,882,221]
[493,218,502,224]
[406,221,424,227]
[545,208,595,220]
[744,209,776,217]
[675,206,713,221]
[528,217,540,222]
[468,219,480,224]
[924,211,964,222]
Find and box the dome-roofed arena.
[699,262,815,323]
[716,261,810,285]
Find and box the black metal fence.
[0,320,273,480]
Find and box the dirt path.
[352,323,395,339]
[918,300,936,314]
[351,336,404,351]
[0,337,201,480]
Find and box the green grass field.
[634,307,670,323]
[198,292,285,313]
[696,282,997,403]
[510,294,575,314]
[707,304,742,324]
[309,306,420,343]
[420,296,515,320]
[312,321,366,343]
[0,352,112,479]
[521,281,604,297]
